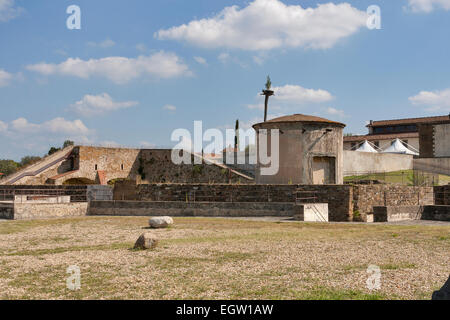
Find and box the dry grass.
[0,217,448,300]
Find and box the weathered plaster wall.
[343,151,414,175]
[255,122,344,185]
[434,123,450,157]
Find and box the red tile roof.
[368,115,450,127]
[344,132,419,142]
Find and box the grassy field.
[0,217,448,300]
[344,169,450,185]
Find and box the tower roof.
[253,114,345,128]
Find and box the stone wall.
[1,202,88,220]
[422,206,450,221]
[434,185,450,205]
[343,151,413,176]
[373,205,449,222]
[53,147,252,185]
[114,184,354,221]
[88,201,295,217]
[0,185,89,202]
[353,185,433,221]
[2,146,253,186]
[0,203,14,219]
[373,206,423,222]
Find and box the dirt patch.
[0,217,448,300]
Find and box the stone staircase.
[0,146,74,185]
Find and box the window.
[95,164,98,171]
[121,164,124,170]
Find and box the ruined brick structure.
[0,146,252,186]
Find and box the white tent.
[382,139,419,155]
[356,140,378,153]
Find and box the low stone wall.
[422,206,450,221]
[0,203,14,219]
[353,185,433,221]
[373,206,423,222]
[434,185,450,205]
[114,184,354,221]
[344,151,413,176]
[1,202,88,220]
[88,201,295,217]
[373,205,449,222]
[0,185,89,202]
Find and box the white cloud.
[156,0,367,51]
[271,85,334,104]
[87,39,116,48]
[218,53,230,63]
[136,43,148,52]
[409,88,450,111]
[0,68,12,87]
[8,117,91,136]
[408,0,450,12]
[70,93,138,117]
[26,51,191,84]
[163,104,177,112]
[325,107,345,117]
[0,0,23,22]
[194,56,207,65]
[140,141,156,148]
[217,52,247,67]
[247,104,264,110]
[0,120,7,132]
[99,141,122,148]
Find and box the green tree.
[0,160,19,176]
[19,156,42,168]
[63,140,74,148]
[265,75,272,90]
[235,119,239,150]
[48,147,61,156]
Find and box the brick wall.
[88,201,295,218]
[353,185,433,221]
[114,183,354,221]
[434,185,450,205]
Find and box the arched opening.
[63,177,96,185]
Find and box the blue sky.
[1,0,450,160]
